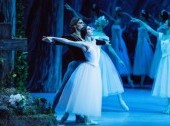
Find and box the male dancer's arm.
[96,39,106,45]
[52,35,74,45]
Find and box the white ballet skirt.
[111,24,132,75]
[57,43,102,117]
[93,31,124,96]
[133,27,153,76]
[152,33,170,98]
[149,26,163,79]
[100,48,124,96]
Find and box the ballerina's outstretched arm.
[107,45,124,65]
[131,17,159,37]
[122,12,133,19]
[42,36,89,51]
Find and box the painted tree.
[0,0,16,36]
[25,0,63,92]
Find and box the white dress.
[100,48,124,96]
[149,26,163,79]
[152,33,170,98]
[93,31,124,97]
[57,43,102,117]
[111,24,132,75]
[133,26,153,76]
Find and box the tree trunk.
[25,0,63,92]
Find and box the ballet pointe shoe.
[84,116,98,125]
[119,99,129,111]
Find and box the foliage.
[0,51,28,91]
[0,57,4,64]
[0,88,53,116]
[16,0,25,38]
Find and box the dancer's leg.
[140,75,145,87]
[117,94,129,111]
[127,75,134,88]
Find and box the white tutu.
[152,56,170,97]
[152,33,170,98]
[100,49,124,97]
[57,45,102,117]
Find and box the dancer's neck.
[85,36,93,42]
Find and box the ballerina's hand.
[105,40,111,45]
[64,3,73,11]
[42,36,54,43]
[100,36,110,42]
[102,38,111,45]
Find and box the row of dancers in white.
[42,12,170,124]
[65,4,169,87]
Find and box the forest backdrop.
[0,0,170,92]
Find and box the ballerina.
[149,10,169,79]
[93,16,129,111]
[103,7,134,87]
[43,26,102,124]
[133,10,154,86]
[131,17,170,114]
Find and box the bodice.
[84,44,100,66]
[161,39,170,57]
[111,24,122,32]
[138,27,149,39]
[159,33,170,57]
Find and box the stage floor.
[32,87,170,126]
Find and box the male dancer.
[52,17,86,124]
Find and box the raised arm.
[131,18,159,37]
[149,14,160,26]
[122,12,133,19]
[64,3,91,21]
[100,10,115,22]
[107,45,124,65]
